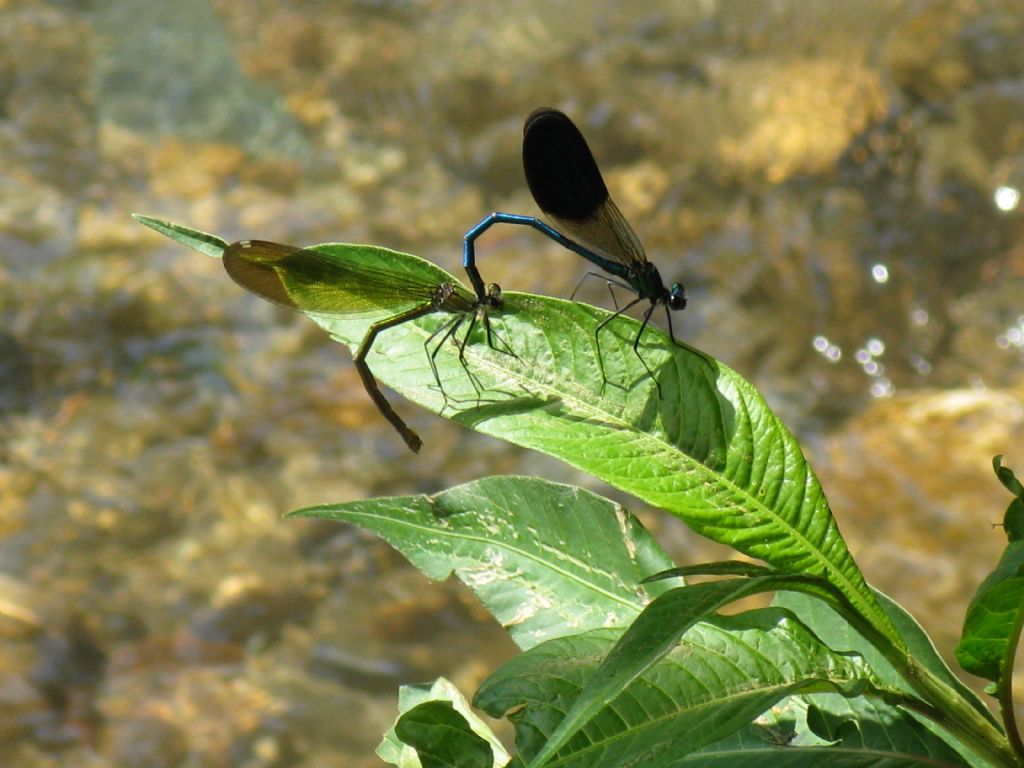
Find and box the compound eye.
[668,284,687,311]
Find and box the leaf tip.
[131,214,228,259]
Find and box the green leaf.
[993,456,1024,498]
[800,694,969,766]
[952,458,1024,705]
[955,541,1024,684]
[992,456,1024,542]
[132,214,227,258]
[291,476,675,649]
[689,694,968,766]
[395,702,494,768]
[776,588,997,725]
[524,574,871,767]
[475,610,889,768]
[141,219,895,648]
[776,588,1003,766]
[298,251,896,646]
[379,678,509,768]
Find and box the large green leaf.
[521,574,890,767]
[135,216,896,647]
[291,476,674,650]
[475,611,913,768]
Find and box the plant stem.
[905,659,1017,767]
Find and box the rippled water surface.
[2,0,1023,765]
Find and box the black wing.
[522,108,647,267]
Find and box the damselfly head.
[484,282,503,307]
[667,283,687,311]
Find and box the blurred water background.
[1,0,1023,765]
